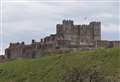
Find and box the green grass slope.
[0,48,120,82]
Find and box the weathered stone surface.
[5,20,120,59]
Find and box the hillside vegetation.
[0,48,120,82]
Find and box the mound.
[0,48,120,82]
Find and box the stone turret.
[21,41,25,45]
[90,22,101,41]
[63,19,74,26]
[32,39,35,44]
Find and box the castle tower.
[90,22,101,41]
[63,19,73,27]
[62,20,74,40]
[56,20,74,41]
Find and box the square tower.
[90,22,101,41]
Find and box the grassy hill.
[0,48,120,82]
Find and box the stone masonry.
[5,20,120,59]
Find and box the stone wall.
[95,40,120,48]
[5,20,119,59]
[56,20,101,46]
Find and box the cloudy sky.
[0,0,120,54]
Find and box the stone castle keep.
[5,20,120,59]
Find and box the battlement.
[89,21,101,28]
[77,21,101,27]
[62,19,74,26]
[57,20,100,26]
[60,20,101,28]
[9,42,25,47]
[90,21,101,24]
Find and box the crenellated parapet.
[9,42,25,48]
[62,19,74,26]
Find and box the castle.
[5,20,120,59]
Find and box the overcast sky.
[0,0,120,54]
